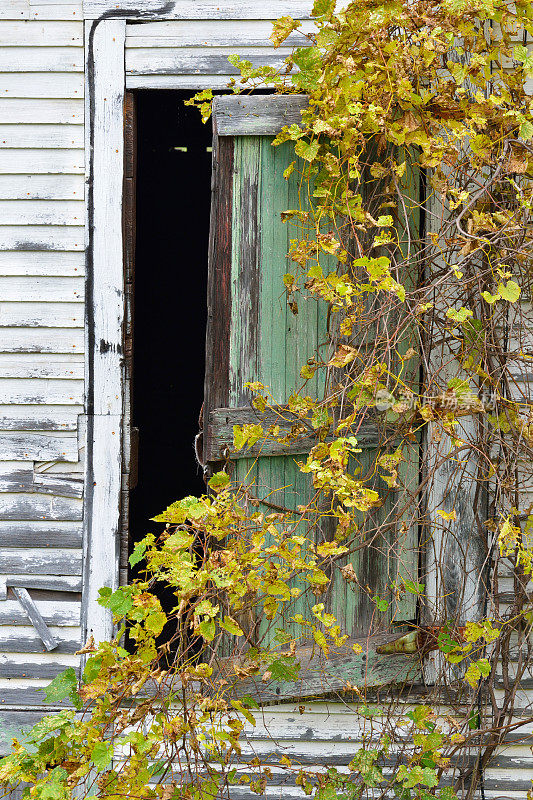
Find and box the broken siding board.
[83,0,313,18]
[0,406,80,430]
[0,20,82,44]
[0,521,82,548]
[0,149,84,173]
[0,47,83,72]
[0,175,85,202]
[32,473,83,498]
[0,277,83,302]
[0,303,83,327]
[0,548,82,573]
[126,48,292,76]
[0,433,78,461]
[0,73,84,99]
[0,226,84,251]
[0,328,84,353]
[0,99,83,124]
[0,378,84,404]
[0,125,84,148]
[127,74,268,89]
[11,588,59,651]
[0,467,83,497]
[125,19,313,47]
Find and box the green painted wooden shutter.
[203,97,420,678]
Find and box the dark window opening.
[129,91,212,578]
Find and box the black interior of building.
[129,91,212,567]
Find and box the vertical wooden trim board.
[82,18,126,645]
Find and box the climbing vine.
[2,0,533,798]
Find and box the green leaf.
[129,539,147,567]
[208,470,230,494]
[98,586,133,616]
[219,615,244,636]
[497,280,521,303]
[312,0,335,14]
[83,654,102,683]
[90,741,113,770]
[197,618,216,642]
[269,15,300,47]
[42,667,81,709]
[267,654,301,682]
[145,611,167,636]
[294,139,320,162]
[520,119,533,140]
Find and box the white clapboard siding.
[29,5,83,22]
[0,250,84,274]
[0,406,80,430]
[0,148,84,173]
[0,626,81,654]
[125,19,314,47]
[0,20,82,45]
[0,174,84,201]
[0,303,83,327]
[0,378,84,404]
[0,124,83,148]
[0,73,84,98]
[0,1,29,21]
[0,200,84,225]
[0,47,83,71]
[0,354,83,379]
[0,99,83,124]
[0,520,82,546]
[0,432,78,460]
[0,225,84,250]
[0,276,83,301]
[85,0,314,18]
[0,328,83,353]
[126,47,292,76]
[0,547,82,572]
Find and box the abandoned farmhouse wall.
[0,1,531,796]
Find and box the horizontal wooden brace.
[205,405,383,462]
[216,633,422,704]
[213,95,308,136]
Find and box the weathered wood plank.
[0,20,82,44]
[206,406,383,461]
[0,125,84,148]
[0,467,83,497]
[125,19,312,47]
[0,149,84,173]
[0,432,78,461]
[219,635,421,703]
[0,405,80,430]
[213,95,308,136]
[0,521,82,548]
[0,378,84,405]
[0,599,80,626]
[0,355,84,380]
[12,587,59,651]
[0,627,80,654]
[4,575,82,592]
[126,74,261,89]
[0,226,84,251]
[0,47,83,72]
[126,49,291,76]
[0,99,83,124]
[0,659,74,679]
[0,73,83,98]
[83,0,313,19]
[82,18,126,646]
[0,303,83,328]
[0,548,82,574]
[0,493,82,521]
[0,328,83,353]
[0,175,84,202]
